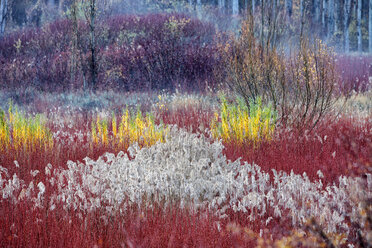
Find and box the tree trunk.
[232,0,239,15]
[357,0,362,52]
[344,0,351,52]
[260,0,264,51]
[300,0,304,38]
[369,0,372,52]
[70,0,77,85]
[322,0,327,36]
[300,0,304,15]
[89,0,97,91]
[334,0,338,32]
[272,0,278,46]
[314,0,321,23]
[252,0,255,13]
[0,0,8,36]
[218,0,225,12]
[285,0,292,17]
[328,0,334,40]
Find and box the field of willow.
[0,10,371,248]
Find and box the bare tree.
[69,0,89,90]
[67,0,113,91]
[0,0,9,36]
[80,0,98,91]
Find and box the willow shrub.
[218,19,339,131]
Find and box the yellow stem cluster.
[0,103,53,153]
[210,96,276,145]
[91,108,168,150]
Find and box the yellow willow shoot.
[144,113,155,146]
[118,108,129,145]
[91,123,98,144]
[8,102,13,124]
[96,116,102,139]
[90,108,168,150]
[211,96,276,145]
[112,113,117,138]
[101,119,108,146]
[220,98,230,141]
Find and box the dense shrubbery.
[0,13,219,92]
[99,14,219,91]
